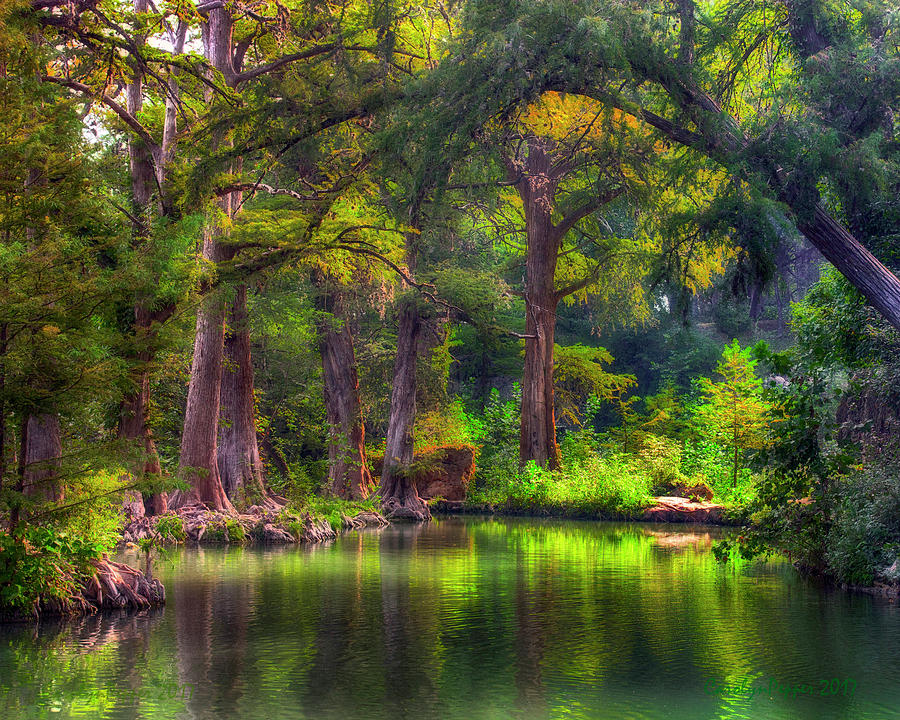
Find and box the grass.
[288,494,381,532]
[467,453,655,519]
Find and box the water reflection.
[1,517,899,719]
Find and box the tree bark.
[171,3,238,513]
[380,293,430,521]
[521,258,561,470]
[217,284,272,508]
[117,326,156,518]
[315,278,373,499]
[171,236,234,512]
[22,413,62,503]
[511,138,564,470]
[795,206,900,329]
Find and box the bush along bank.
[0,527,164,621]
[2,498,388,622]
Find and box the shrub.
[225,518,246,544]
[154,515,186,542]
[638,434,686,490]
[824,468,900,585]
[414,399,474,450]
[0,527,104,612]
[468,451,653,518]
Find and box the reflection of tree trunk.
[381,294,429,521]
[514,550,548,720]
[380,524,438,718]
[218,284,270,508]
[175,575,215,719]
[173,553,251,719]
[23,414,62,503]
[303,534,367,713]
[315,277,373,499]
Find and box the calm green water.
[1,516,899,719]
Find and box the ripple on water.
[1,518,899,720]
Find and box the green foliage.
[468,451,653,518]
[154,515,186,543]
[554,344,635,425]
[289,494,380,532]
[691,340,772,487]
[716,355,854,576]
[465,386,522,492]
[225,517,246,544]
[824,468,900,586]
[0,526,105,612]
[414,399,474,451]
[792,268,900,368]
[606,385,683,454]
[713,298,751,336]
[637,434,687,490]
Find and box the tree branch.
[234,43,337,85]
[43,76,158,151]
[552,186,626,242]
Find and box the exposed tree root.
[122,503,389,546]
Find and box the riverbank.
[0,555,165,623]
[431,495,742,526]
[1,503,389,623]
[432,500,900,596]
[120,503,389,548]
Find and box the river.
[1,516,898,719]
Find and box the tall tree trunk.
[521,280,561,470]
[22,414,62,503]
[748,279,764,322]
[218,284,272,508]
[0,324,6,498]
[380,294,430,521]
[316,279,373,500]
[171,4,237,512]
[171,240,234,512]
[117,322,161,517]
[512,138,563,470]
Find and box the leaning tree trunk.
[316,282,373,500]
[23,413,63,503]
[217,284,273,509]
[795,206,900,331]
[380,296,430,521]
